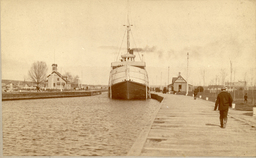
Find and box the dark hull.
[110,81,149,100]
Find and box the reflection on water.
[2,92,160,156]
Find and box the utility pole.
[168,66,170,92]
[156,75,157,86]
[81,71,83,89]
[230,60,233,93]
[244,72,247,97]
[233,69,236,100]
[254,68,255,105]
[253,73,255,106]
[186,52,189,96]
[251,68,255,105]
[161,72,162,90]
[54,49,55,63]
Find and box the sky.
[1,0,256,86]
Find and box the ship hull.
[108,63,150,100]
[110,81,149,100]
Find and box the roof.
[172,77,178,84]
[47,71,67,83]
[172,75,187,83]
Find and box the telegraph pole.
[168,66,170,91]
[253,69,255,105]
[230,60,232,92]
[230,61,232,84]
[186,52,189,95]
[234,69,236,100]
[161,71,162,90]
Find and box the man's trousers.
[219,109,228,128]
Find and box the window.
[53,83,55,87]
[57,78,59,81]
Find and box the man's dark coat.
[214,91,233,111]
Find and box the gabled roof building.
[168,72,193,92]
[47,64,71,89]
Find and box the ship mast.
[126,12,132,54]
[126,0,132,54]
[127,20,130,54]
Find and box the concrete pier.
[128,94,256,156]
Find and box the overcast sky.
[1,0,256,86]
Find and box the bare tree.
[220,69,228,86]
[249,68,256,105]
[28,61,48,90]
[215,75,220,85]
[73,75,80,88]
[73,75,80,84]
[209,78,215,85]
[63,72,73,82]
[200,69,206,86]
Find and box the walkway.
[128,94,256,156]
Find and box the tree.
[220,69,228,85]
[196,86,204,93]
[63,72,73,82]
[200,69,206,86]
[73,75,80,84]
[28,61,48,90]
[62,72,80,89]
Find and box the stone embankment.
[2,90,106,101]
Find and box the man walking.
[244,93,248,104]
[193,89,198,100]
[214,87,233,128]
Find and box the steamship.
[108,22,150,100]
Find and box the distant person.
[36,86,40,92]
[163,87,167,94]
[244,93,248,103]
[193,89,198,100]
[214,87,233,128]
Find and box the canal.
[2,92,161,156]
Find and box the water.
[2,92,160,156]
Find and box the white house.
[47,64,71,89]
[169,72,193,92]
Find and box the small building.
[208,85,224,93]
[2,83,8,92]
[2,82,20,92]
[169,72,193,92]
[225,81,247,91]
[47,64,71,89]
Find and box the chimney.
[179,72,181,76]
[52,64,57,72]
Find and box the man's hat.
[221,86,227,90]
